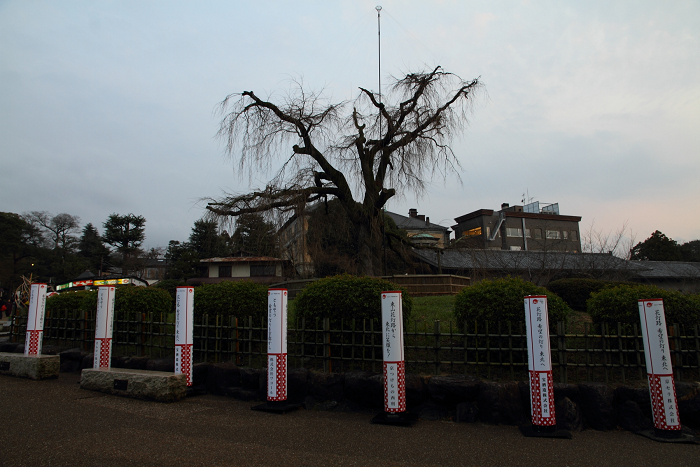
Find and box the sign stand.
[252,288,299,414]
[371,291,418,427]
[25,283,48,356]
[637,299,697,444]
[520,295,571,439]
[93,286,115,368]
[175,286,195,394]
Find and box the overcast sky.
[1,1,698,252]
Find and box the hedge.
[546,278,616,311]
[294,274,413,325]
[193,280,268,323]
[45,287,172,320]
[587,284,700,326]
[454,277,570,330]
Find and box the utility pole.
[376,5,388,277]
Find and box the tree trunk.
[356,221,376,276]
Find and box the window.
[251,263,276,277]
[534,229,542,239]
[571,231,578,241]
[546,230,561,240]
[563,231,569,240]
[218,265,232,277]
[464,227,482,237]
[525,229,532,238]
[506,227,523,237]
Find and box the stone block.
[579,382,616,430]
[80,368,186,402]
[477,381,526,425]
[309,371,345,402]
[0,352,60,380]
[428,375,480,406]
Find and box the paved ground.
[1,373,699,467]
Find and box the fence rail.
[9,311,700,384]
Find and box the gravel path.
[1,373,699,467]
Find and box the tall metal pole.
[376,6,387,277]
[376,6,382,106]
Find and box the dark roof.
[200,256,284,263]
[74,270,96,280]
[413,249,644,273]
[632,261,700,279]
[385,211,449,232]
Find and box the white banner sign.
[25,283,47,356]
[638,298,681,431]
[93,286,115,368]
[267,288,288,401]
[382,291,406,413]
[175,286,194,386]
[524,295,556,427]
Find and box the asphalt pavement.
[1,372,699,467]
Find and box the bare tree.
[207,67,483,275]
[24,211,81,252]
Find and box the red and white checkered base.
[529,370,556,426]
[383,361,406,413]
[175,343,193,387]
[267,353,287,401]
[648,374,681,431]
[25,330,43,356]
[94,338,112,368]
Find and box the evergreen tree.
[78,223,111,273]
[630,230,682,261]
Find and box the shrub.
[194,280,268,323]
[294,274,413,325]
[546,278,615,311]
[113,287,172,320]
[454,277,570,330]
[587,284,700,326]
[46,286,171,321]
[46,290,96,318]
[151,279,188,309]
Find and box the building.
[187,251,286,285]
[279,211,313,278]
[385,209,450,248]
[451,202,582,252]
[278,205,450,277]
[412,248,641,285]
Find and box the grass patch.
[409,295,456,323]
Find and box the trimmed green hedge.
[294,274,413,324]
[193,280,268,323]
[454,277,570,329]
[546,278,614,311]
[151,279,187,308]
[587,284,700,326]
[46,287,172,320]
[46,290,96,318]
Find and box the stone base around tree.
[80,368,186,402]
[0,352,59,380]
[251,400,301,414]
[636,429,698,444]
[370,411,419,427]
[519,424,572,439]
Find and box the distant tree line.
[630,230,700,262]
[0,211,149,295]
